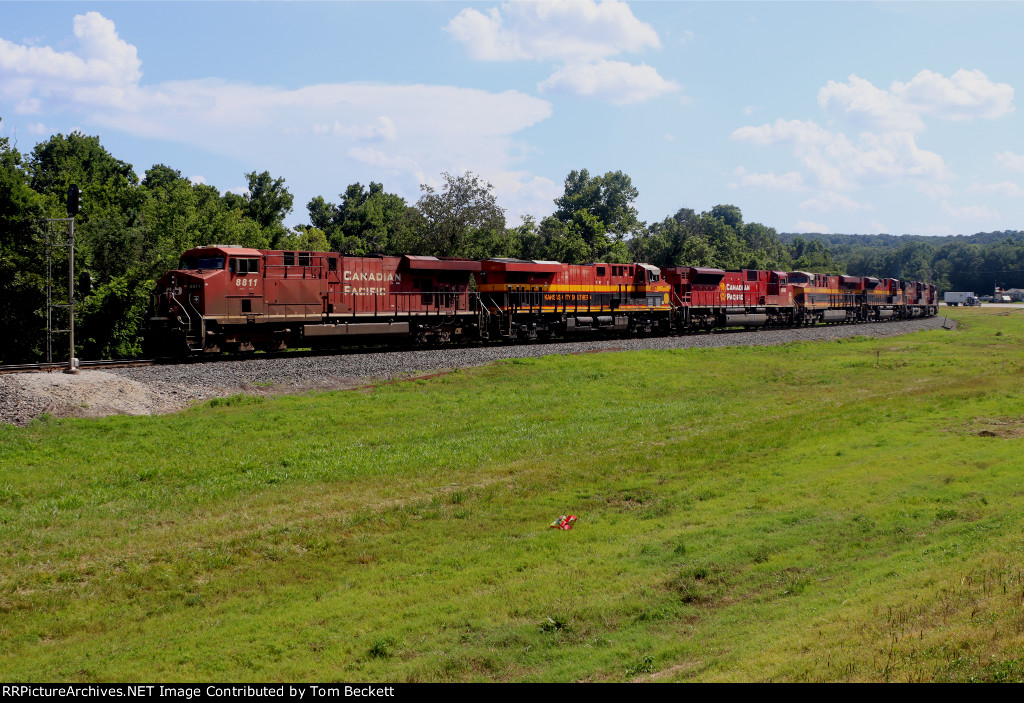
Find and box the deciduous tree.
[415,171,506,258]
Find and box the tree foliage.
[781,230,1024,293]
[540,169,642,263]
[306,182,415,255]
[8,120,1002,364]
[244,170,294,247]
[0,125,48,362]
[0,124,298,361]
[628,205,793,272]
[414,171,507,259]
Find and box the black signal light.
[67,184,81,217]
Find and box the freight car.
[144,245,938,355]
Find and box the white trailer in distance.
[944,291,981,306]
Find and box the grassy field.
[2,308,1023,682]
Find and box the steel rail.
[0,312,937,375]
[0,359,157,374]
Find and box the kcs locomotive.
[143,245,938,355]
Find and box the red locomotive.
[147,245,481,354]
[145,245,938,355]
[476,258,672,340]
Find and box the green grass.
[2,308,1023,682]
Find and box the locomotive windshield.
[179,256,225,271]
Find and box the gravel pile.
[0,371,211,427]
[0,315,953,426]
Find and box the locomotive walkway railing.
[322,291,480,318]
[167,289,204,350]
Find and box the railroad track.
[0,359,157,374]
[0,315,940,375]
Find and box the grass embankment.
[2,309,1023,682]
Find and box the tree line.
[777,231,1024,297]
[17,122,1005,364]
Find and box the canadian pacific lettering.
[343,271,401,283]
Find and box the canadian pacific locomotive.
[144,245,939,355]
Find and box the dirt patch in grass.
[633,660,704,682]
[352,369,460,393]
[959,416,1024,439]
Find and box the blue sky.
[2,1,1023,236]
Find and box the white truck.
[944,291,980,306]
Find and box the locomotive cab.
[225,253,264,316]
[767,271,791,306]
[635,264,671,307]
[146,245,264,354]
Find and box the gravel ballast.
[0,315,954,426]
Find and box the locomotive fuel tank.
[724,313,767,327]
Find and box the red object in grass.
[550,515,578,530]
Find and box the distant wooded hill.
[779,230,1024,247]
[779,231,1024,295]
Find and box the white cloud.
[799,191,872,212]
[995,151,1024,171]
[855,131,947,181]
[941,200,999,219]
[313,116,398,142]
[188,175,206,185]
[731,118,833,147]
[967,181,1023,197]
[0,11,140,106]
[752,70,1015,207]
[0,13,558,222]
[346,146,421,175]
[537,60,678,104]
[794,220,830,234]
[893,69,1013,121]
[730,166,805,192]
[819,70,1013,132]
[488,172,562,225]
[91,82,553,202]
[447,2,679,106]
[731,119,947,190]
[819,74,924,132]
[916,182,952,199]
[15,97,41,114]
[445,0,660,63]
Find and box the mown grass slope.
[2,308,1023,682]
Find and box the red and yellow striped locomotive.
[475,259,671,340]
[145,245,938,354]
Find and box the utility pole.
[44,186,81,372]
[65,184,80,374]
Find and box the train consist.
[144,245,939,355]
